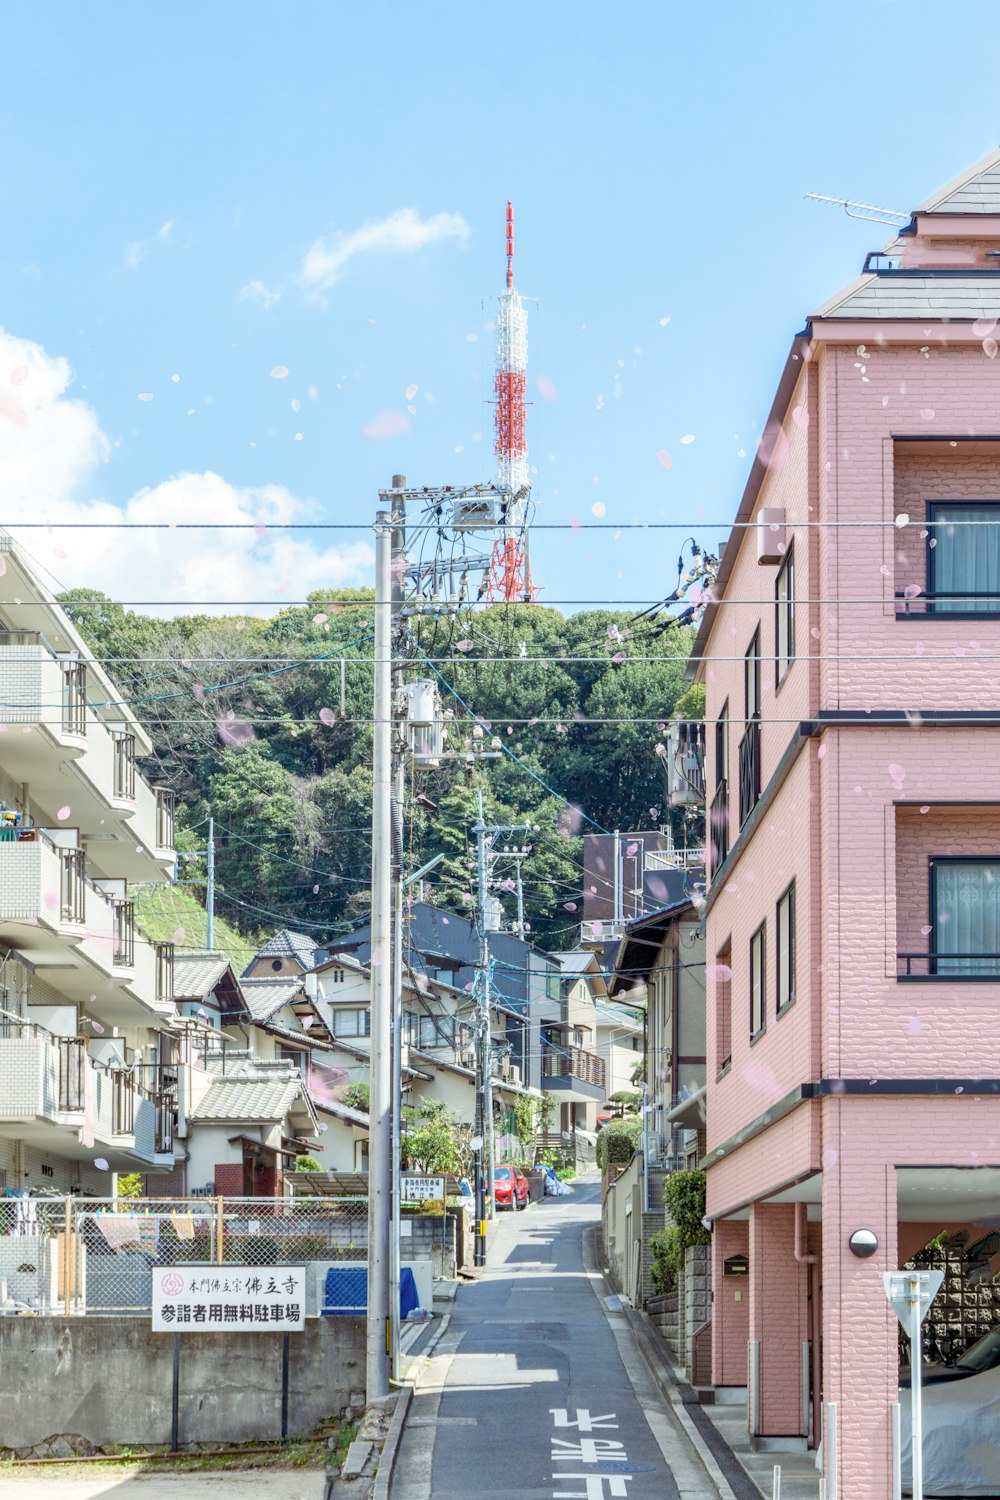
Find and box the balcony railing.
[152,1092,175,1154]
[59,847,85,923]
[111,1071,136,1135]
[57,1036,86,1111]
[896,589,1000,617]
[709,780,729,876]
[155,788,176,851]
[113,731,136,800]
[61,659,87,736]
[155,941,175,1004]
[898,951,1000,980]
[738,720,761,826]
[542,1044,607,1091]
[111,898,135,967]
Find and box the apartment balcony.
[738,719,761,827]
[0,632,173,880]
[0,1013,174,1170]
[541,1043,607,1103]
[0,835,171,1023]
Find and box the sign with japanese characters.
[151,1264,306,1332]
[400,1175,445,1203]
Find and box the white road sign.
[400,1175,445,1202]
[883,1270,944,1329]
[152,1263,306,1332]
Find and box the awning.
[663,1084,707,1128]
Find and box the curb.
[371,1310,453,1500]
[620,1301,761,1500]
[370,1386,411,1500]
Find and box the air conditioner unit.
[509,1064,521,1086]
[757,506,786,565]
[499,1054,511,1080]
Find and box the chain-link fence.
[0,1196,368,1317]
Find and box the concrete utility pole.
[366,508,393,1403]
[473,789,491,1267]
[389,478,407,1381]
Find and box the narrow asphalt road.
[392,1174,720,1500]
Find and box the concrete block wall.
[0,1315,367,1450]
[684,1242,711,1380]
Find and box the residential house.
[241,927,322,980]
[327,899,558,1094]
[542,952,610,1139]
[0,537,178,1197]
[580,831,699,955]
[693,149,1000,1497]
[609,902,706,1168]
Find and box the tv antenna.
[805,193,909,227]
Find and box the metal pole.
[206,817,215,950]
[366,509,393,1402]
[910,1276,923,1500]
[280,1332,290,1440]
[171,1333,180,1452]
[825,1402,837,1500]
[613,828,621,933]
[771,1467,781,1500]
[891,1399,902,1500]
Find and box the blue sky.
[2,2,1000,613]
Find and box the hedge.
[596,1116,643,1170]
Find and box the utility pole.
[366,507,393,1403]
[473,789,491,1267]
[389,477,407,1381]
[206,817,215,950]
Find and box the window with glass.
[745,629,761,720]
[929,503,1000,614]
[750,923,766,1038]
[418,1014,455,1048]
[932,859,1000,975]
[332,1007,370,1037]
[776,883,796,1012]
[775,547,795,684]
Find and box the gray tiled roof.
[249,928,319,971]
[553,951,598,975]
[812,274,1000,322]
[173,951,231,1000]
[240,976,304,1021]
[917,149,1000,214]
[192,1075,304,1122]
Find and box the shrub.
[661,1169,709,1249]
[649,1228,681,1295]
[342,1084,370,1112]
[596,1116,643,1171]
[242,1234,280,1264]
[295,1154,322,1172]
[609,1090,641,1113]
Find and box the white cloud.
[157,220,176,242]
[239,278,283,310]
[299,207,470,293]
[124,240,148,270]
[0,327,373,615]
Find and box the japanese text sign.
[400,1176,444,1203]
[152,1264,306,1332]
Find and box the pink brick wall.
[749,1203,808,1435]
[711,1219,750,1387]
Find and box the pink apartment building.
[695,149,1000,1499]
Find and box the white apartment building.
[0,537,178,1197]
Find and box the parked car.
[493,1164,529,1211]
[899,1335,1000,1495]
[900,1324,1000,1388]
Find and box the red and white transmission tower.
[484,202,535,602]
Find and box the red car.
[493,1164,529,1211]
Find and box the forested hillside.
[61,589,701,949]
